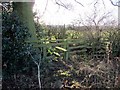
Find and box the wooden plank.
[69,45,87,50]
[68,41,84,44]
[33,42,65,48]
[46,56,55,59]
[69,50,87,54]
[33,44,47,48]
[26,39,63,43]
[43,46,46,60]
[48,39,65,42]
[28,38,109,61]
[63,39,67,60]
[44,39,83,44]
[26,38,84,43]
[55,46,67,52]
[25,40,41,43]
[65,40,69,61]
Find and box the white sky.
[33,0,118,25]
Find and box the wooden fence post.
[43,43,47,61]
[63,39,68,61]
[65,39,69,61]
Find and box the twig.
[109,0,120,7]
[40,0,48,18]
[74,0,84,7]
[101,0,106,8]
[55,0,69,9]
[27,51,38,65]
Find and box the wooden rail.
[28,38,107,61]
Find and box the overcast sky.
[33,0,118,25]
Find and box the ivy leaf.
[53,52,60,57]
[55,46,67,52]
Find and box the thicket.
[42,25,120,88]
[2,3,38,89]
[2,2,120,89]
[2,3,60,88]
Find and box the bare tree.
[72,0,116,30]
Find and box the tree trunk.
[13,2,38,41]
[13,2,42,89]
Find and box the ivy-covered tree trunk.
[13,2,38,41]
[12,2,42,89]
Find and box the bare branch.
[56,5,60,12]
[55,0,69,9]
[101,0,106,8]
[55,0,84,10]
[89,0,99,6]
[90,18,97,26]
[97,12,111,25]
[94,0,99,7]
[40,0,48,18]
[109,0,120,7]
[74,0,84,7]
[27,51,38,65]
